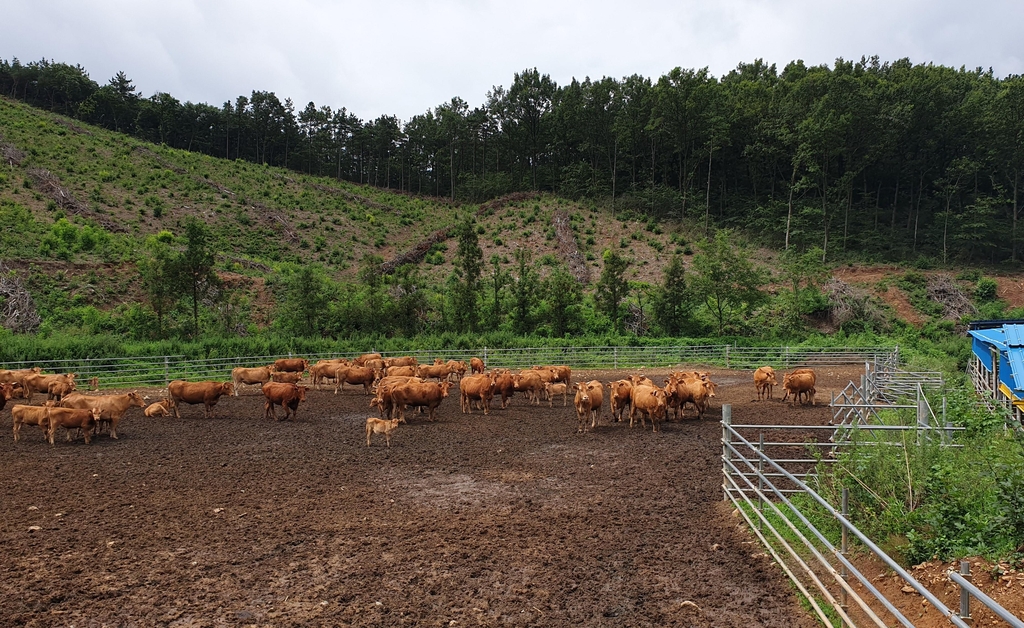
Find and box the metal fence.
[0,345,898,389]
[722,404,1020,628]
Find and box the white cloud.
[4,0,1023,122]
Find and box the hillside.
[1,95,1022,340]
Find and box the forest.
[3,55,1023,265]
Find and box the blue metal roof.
[971,325,1024,393]
[969,328,1007,349]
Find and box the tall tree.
[651,255,693,336]
[595,249,631,333]
[510,248,539,335]
[452,217,483,332]
[691,231,767,335]
[172,217,220,337]
[544,265,581,337]
[138,232,177,338]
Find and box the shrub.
[975,277,998,302]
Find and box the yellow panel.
[998,382,1019,402]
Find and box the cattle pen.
[0,344,896,389]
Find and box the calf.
[606,379,633,422]
[782,369,817,406]
[544,382,568,407]
[574,383,594,433]
[47,379,76,401]
[631,386,667,432]
[61,391,145,439]
[753,366,777,401]
[271,371,304,384]
[470,357,485,374]
[144,399,171,417]
[11,404,50,442]
[46,407,102,445]
[366,417,400,447]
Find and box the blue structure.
[967,320,1024,421]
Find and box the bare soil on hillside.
[0,367,846,628]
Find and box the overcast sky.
[5,1,1023,122]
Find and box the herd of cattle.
[0,355,819,447]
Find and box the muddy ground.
[0,366,859,628]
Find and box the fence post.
[757,431,764,530]
[959,560,972,621]
[725,345,730,369]
[722,404,732,501]
[841,487,850,625]
[483,347,488,365]
[614,347,618,370]
[164,356,169,386]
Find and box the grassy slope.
[1,96,1017,333]
[0,97,698,324]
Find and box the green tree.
[779,246,827,327]
[544,266,582,337]
[595,249,631,333]
[138,231,177,337]
[651,255,693,336]
[691,231,767,335]
[486,254,509,331]
[510,248,539,335]
[358,253,386,334]
[280,265,330,336]
[172,217,220,337]
[452,217,483,332]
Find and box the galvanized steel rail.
[723,404,1017,627]
[0,345,897,388]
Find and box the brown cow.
[46,407,102,445]
[574,383,595,433]
[47,379,77,401]
[144,399,171,417]
[392,381,453,423]
[354,353,382,365]
[607,380,633,423]
[383,356,418,368]
[0,382,16,412]
[167,380,234,419]
[469,357,485,374]
[0,367,41,388]
[231,365,276,395]
[631,386,667,432]
[384,365,417,379]
[663,377,714,420]
[581,380,603,428]
[446,360,468,382]
[512,371,545,405]
[339,366,377,395]
[311,361,347,391]
[271,371,304,384]
[490,369,515,408]
[460,373,496,414]
[753,366,778,401]
[61,391,146,439]
[273,358,309,373]
[262,382,308,421]
[544,382,568,407]
[416,363,451,382]
[534,364,572,387]
[11,404,50,442]
[22,372,76,403]
[782,369,817,406]
[366,417,399,447]
[370,376,423,419]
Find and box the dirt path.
[0,367,855,627]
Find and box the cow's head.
[128,391,145,407]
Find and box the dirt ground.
[0,365,917,627]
